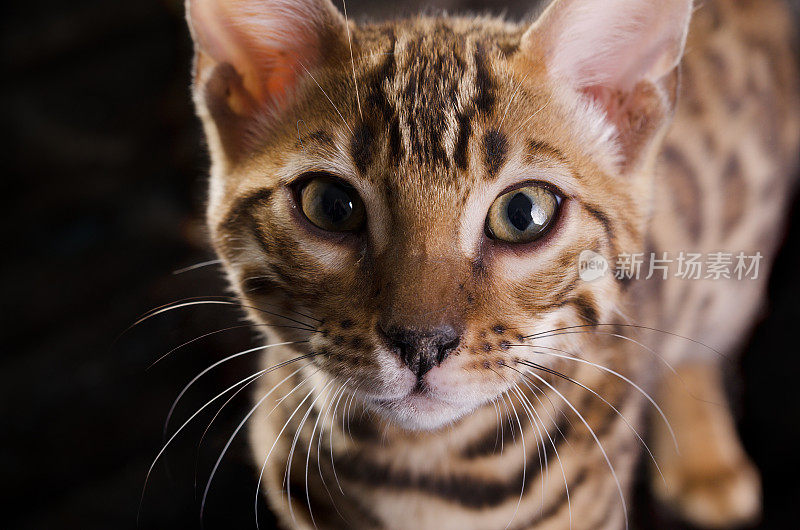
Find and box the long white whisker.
[341,0,362,119]
[148,323,312,370]
[164,341,307,437]
[316,380,351,523]
[193,363,305,491]
[511,376,572,529]
[504,387,527,530]
[509,384,546,513]
[525,369,629,530]
[203,368,319,524]
[286,379,336,527]
[129,299,318,332]
[172,259,222,275]
[254,373,321,529]
[526,323,725,359]
[528,329,681,379]
[516,343,678,454]
[138,360,308,525]
[331,381,357,491]
[520,359,664,486]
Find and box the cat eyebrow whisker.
[341,0,363,120]
[515,94,552,134]
[297,62,353,135]
[499,73,529,129]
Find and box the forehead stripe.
[483,129,508,177]
[525,139,567,165]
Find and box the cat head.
[187,0,692,430]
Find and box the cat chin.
[368,392,481,432]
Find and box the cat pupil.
[322,185,353,223]
[507,192,534,232]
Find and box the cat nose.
[381,325,461,379]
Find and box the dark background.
[2,1,799,528]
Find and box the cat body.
[186,0,799,528]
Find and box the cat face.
[188,0,692,430]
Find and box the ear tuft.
[187,0,347,114]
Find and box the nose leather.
[381,325,461,378]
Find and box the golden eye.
[485,184,561,243]
[298,175,366,232]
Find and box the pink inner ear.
[537,0,692,91]
[189,0,331,106]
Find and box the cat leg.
[650,363,760,528]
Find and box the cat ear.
[186,0,348,116]
[522,0,693,168]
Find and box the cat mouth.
[367,384,472,430]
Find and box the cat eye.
[485,184,561,244]
[296,174,366,232]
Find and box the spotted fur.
[186,0,800,528]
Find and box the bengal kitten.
[183,0,799,528]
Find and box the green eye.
[299,175,366,232]
[485,184,561,243]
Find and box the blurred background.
[2,0,799,528]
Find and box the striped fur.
[186,1,800,528]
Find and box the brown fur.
[186,0,800,528]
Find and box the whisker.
[341,0,362,119]
[138,358,313,525]
[172,259,222,275]
[528,329,682,381]
[253,372,321,529]
[512,384,548,515]
[506,372,572,529]
[525,323,726,361]
[304,383,336,529]
[316,380,352,523]
[148,323,317,370]
[297,62,353,135]
[505,385,528,530]
[134,294,319,325]
[511,343,678,454]
[285,379,336,527]
[491,398,502,455]
[164,341,310,437]
[331,381,358,490]
[518,359,665,487]
[136,299,318,331]
[499,73,529,128]
[524,369,629,530]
